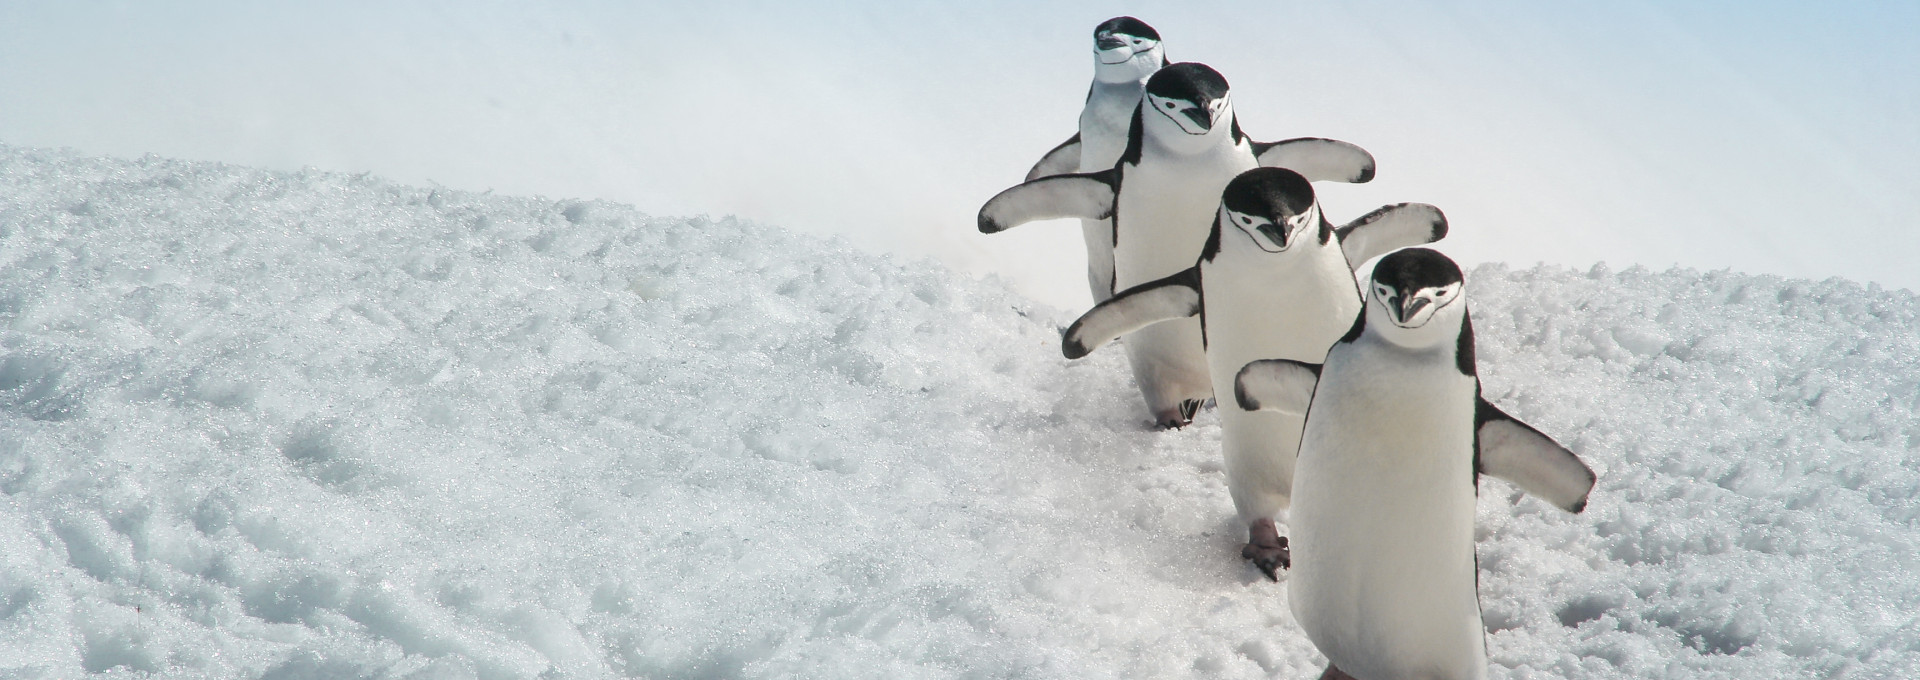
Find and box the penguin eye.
[1165,102,1177,109]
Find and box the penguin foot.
[1152,399,1203,429]
[1149,402,1192,429]
[1241,517,1290,581]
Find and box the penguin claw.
[1243,518,1290,581]
[1153,399,1202,429]
[1242,539,1290,581]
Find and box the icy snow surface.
[1,144,1917,678]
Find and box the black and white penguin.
[1234,248,1597,680]
[1059,167,1447,578]
[1023,16,1166,304]
[980,62,1375,427]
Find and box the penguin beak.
[1097,36,1127,51]
[1256,222,1290,249]
[1398,295,1431,325]
[1182,106,1214,132]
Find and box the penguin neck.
[1088,76,1147,104]
[1365,303,1466,355]
[1093,50,1160,84]
[1219,224,1333,263]
[1144,108,1243,158]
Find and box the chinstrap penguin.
[1024,16,1167,304]
[1234,248,1597,680]
[980,62,1376,427]
[1059,167,1447,579]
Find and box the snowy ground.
[0,145,1916,678]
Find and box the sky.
[2,0,1916,310]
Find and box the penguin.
[980,62,1375,428]
[1023,17,1166,304]
[1058,167,1447,579]
[1026,17,1166,181]
[1233,248,1597,680]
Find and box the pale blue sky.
[3,1,1914,309]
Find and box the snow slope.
[0,145,1916,678]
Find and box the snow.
[1,144,1917,678]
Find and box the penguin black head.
[1092,17,1166,81]
[1217,167,1323,253]
[1094,16,1160,53]
[1095,17,1160,44]
[1144,63,1230,135]
[1366,248,1466,342]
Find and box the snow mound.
[0,145,1916,678]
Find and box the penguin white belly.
[1201,243,1360,521]
[1289,343,1486,680]
[1075,88,1136,302]
[1112,146,1257,415]
[1076,219,1117,303]
[1078,84,1138,170]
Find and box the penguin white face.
[1222,202,1318,253]
[1142,63,1232,138]
[1214,167,1320,256]
[1148,93,1227,135]
[1370,279,1462,329]
[1091,16,1163,69]
[1365,248,1468,349]
[1095,30,1159,64]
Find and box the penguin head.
[1366,248,1466,347]
[1217,167,1322,253]
[1144,63,1232,137]
[1092,17,1164,80]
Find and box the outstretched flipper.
[1024,133,1083,181]
[978,170,1117,234]
[1062,267,1201,359]
[1253,137,1376,184]
[1233,359,1321,415]
[1335,203,1448,271]
[1475,399,1597,513]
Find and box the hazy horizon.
[4,0,1915,310]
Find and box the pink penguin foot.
[1153,399,1203,429]
[1241,517,1291,581]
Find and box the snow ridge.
[0,145,1916,678]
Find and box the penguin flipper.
[1335,203,1449,272]
[1062,267,1201,359]
[978,171,1117,234]
[1233,359,1320,415]
[1253,138,1377,184]
[1024,133,1083,181]
[1475,398,1597,513]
